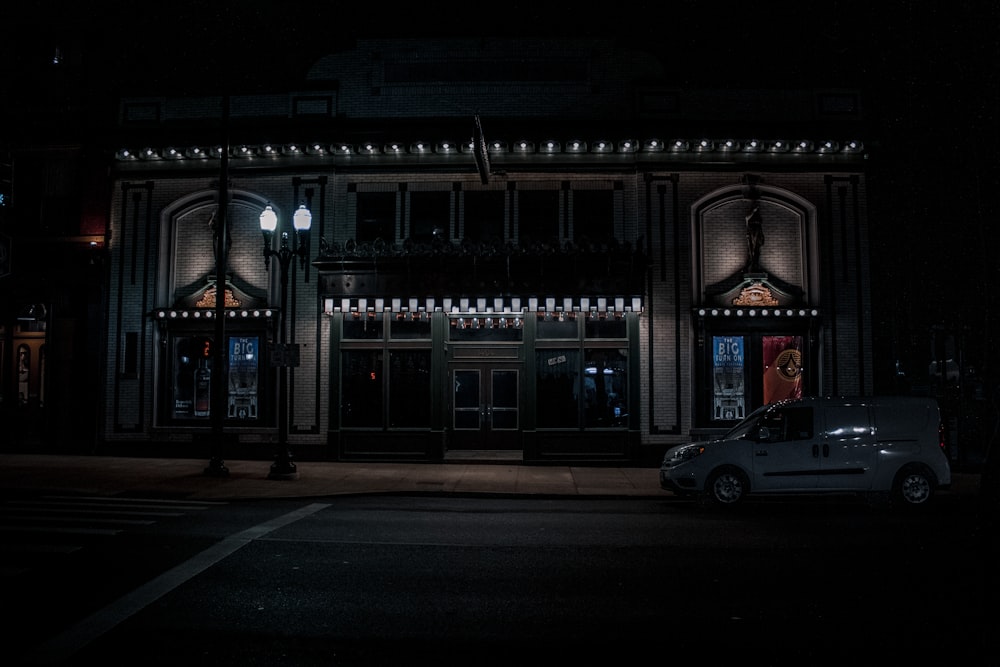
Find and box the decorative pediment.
[195,285,243,309]
[732,281,779,307]
[172,275,268,311]
[709,273,802,308]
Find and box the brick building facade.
[100,38,871,465]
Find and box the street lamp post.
[259,203,312,480]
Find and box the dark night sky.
[4,0,999,375]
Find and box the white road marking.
[20,502,331,665]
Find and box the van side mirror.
[757,426,771,442]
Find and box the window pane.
[343,313,384,339]
[409,191,450,244]
[584,317,625,338]
[537,316,578,339]
[573,190,614,246]
[356,192,396,244]
[17,344,31,407]
[389,350,430,427]
[172,335,214,420]
[536,349,580,428]
[463,190,505,244]
[390,318,432,339]
[762,335,804,404]
[761,407,814,442]
[712,335,746,421]
[454,369,480,429]
[342,350,383,427]
[449,318,523,341]
[518,190,560,247]
[227,336,259,420]
[584,348,627,427]
[491,370,518,430]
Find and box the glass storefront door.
[450,364,520,449]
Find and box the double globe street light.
[259,203,312,480]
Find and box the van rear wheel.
[892,465,935,507]
[705,467,749,506]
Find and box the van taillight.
[938,422,946,450]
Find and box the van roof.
[772,395,939,409]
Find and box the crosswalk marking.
[2,516,156,525]
[0,495,229,581]
[0,525,123,536]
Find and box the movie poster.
[172,335,212,420]
[712,336,745,420]
[762,335,803,404]
[228,336,259,419]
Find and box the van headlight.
[678,444,706,460]
[665,444,705,464]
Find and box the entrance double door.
[450,363,520,449]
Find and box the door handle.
[823,444,829,457]
[812,444,819,458]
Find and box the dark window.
[383,59,588,83]
[390,317,432,339]
[389,350,431,427]
[785,408,814,440]
[343,312,384,340]
[761,407,814,441]
[517,190,559,247]
[17,152,82,236]
[449,317,523,341]
[408,191,450,244]
[163,332,268,425]
[584,317,626,339]
[17,344,30,406]
[226,336,260,420]
[170,335,214,421]
[573,190,614,246]
[537,315,579,339]
[342,350,383,427]
[536,349,580,428]
[356,192,396,244]
[463,190,505,244]
[584,348,628,427]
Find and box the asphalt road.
[6,494,994,666]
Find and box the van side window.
[761,407,814,442]
[785,408,814,440]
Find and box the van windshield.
[724,405,770,440]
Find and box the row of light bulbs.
[118,138,864,161]
[155,309,275,320]
[698,308,821,317]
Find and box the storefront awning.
[325,295,644,315]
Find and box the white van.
[660,396,952,507]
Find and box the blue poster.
[228,336,259,419]
[712,336,746,421]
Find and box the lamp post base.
[268,456,299,480]
[204,457,230,477]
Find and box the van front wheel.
[705,467,749,506]
[892,465,935,507]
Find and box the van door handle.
[823,444,830,457]
[812,444,819,458]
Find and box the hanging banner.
[712,336,745,420]
[762,335,803,404]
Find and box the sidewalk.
[0,453,984,502]
[0,454,670,500]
